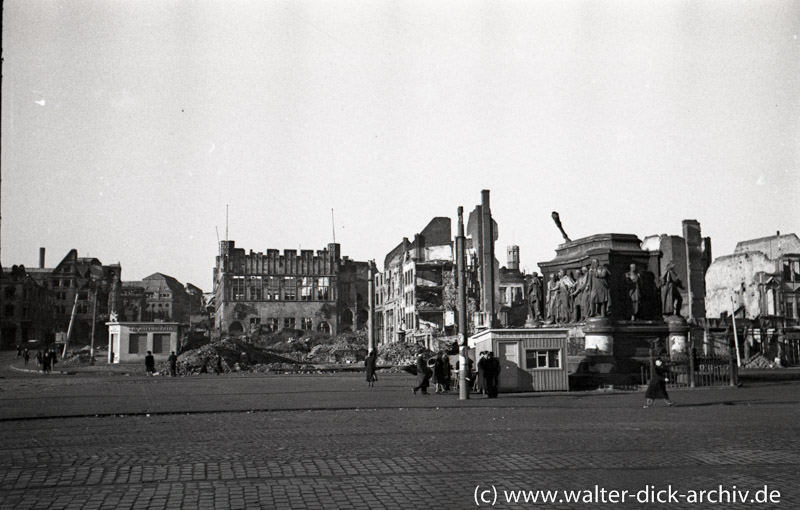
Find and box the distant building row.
[0,248,203,348]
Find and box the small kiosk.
[106,322,180,364]
[469,328,570,392]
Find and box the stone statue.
[557,269,574,323]
[527,272,543,321]
[551,211,572,243]
[625,263,642,321]
[571,265,590,322]
[589,259,611,317]
[545,273,560,324]
[660,263,683,316]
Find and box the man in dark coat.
[364,350,377,387]
[483,352,501,398]
[412,353,431,395]
[476,351,487,394]
[145,351,155,377]
[644,359,674,407]
[168,351,178,378]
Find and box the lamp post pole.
[457,206,469,400]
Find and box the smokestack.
[39,247,46,269]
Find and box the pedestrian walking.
[49,349,58,373]
[145,351,155,377]
[442,353,452,391]
[23,348,30,366]
[42,350,51,374]
[36,350,43,372]
[483,352,501,398]
[644,359,674,408]
[16,345,22,358]
[475,351,487,394]
[215,353,223,375]
[432,352,447,394]
[365,349,378,387]
[412,353,431,395]
[168,351,178,378]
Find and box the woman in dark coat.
[412,353,431,395]
[365,350,377,387]
[644,359,674,408]
[432,352,447,394]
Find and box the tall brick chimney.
[39,247,46,269]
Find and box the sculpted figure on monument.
[571,265,590,322]
[527,272,543,321]
[589,259,611,318]
[625,264,642,321]
[660,263,683,316]
[545,273,560,324]
[557,269,574,323]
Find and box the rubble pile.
[376,342,435,370]
[172,338,306,374]
[60,345,106,365]
[742,354,778,369]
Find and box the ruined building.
[705,233,800,320]
[374,218,455,345]
[213,240,369,336]
[1,264,56,348]
[121,273,204,324]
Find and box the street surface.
[1,351,798,509]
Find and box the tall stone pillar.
[481,190,496,327]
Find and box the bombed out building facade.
[213,240,370,336]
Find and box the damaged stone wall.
[706,251,776,318]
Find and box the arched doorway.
[229,321,244,334]
[342,309,353,325]
[317,322,331,335]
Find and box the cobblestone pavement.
[1,352,799,509]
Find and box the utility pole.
[457,206,469,400]
[89,282,98,365]
[368,261,375,353]
[62,293,79,357]
[730,295,742,368]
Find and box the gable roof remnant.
[734,233,800,260]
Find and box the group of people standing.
[412,351,448,395]
[17,345,53,372]
[32,349,58,374]
[411,350,500,398]
[144,351,181,377]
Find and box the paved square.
[1,355,798,509]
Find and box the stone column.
[666,315,689,356]
[583,317,614,355]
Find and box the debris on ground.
[168,338,305,375]
[742,353,779,369]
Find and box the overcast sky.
[2,0,798,291]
